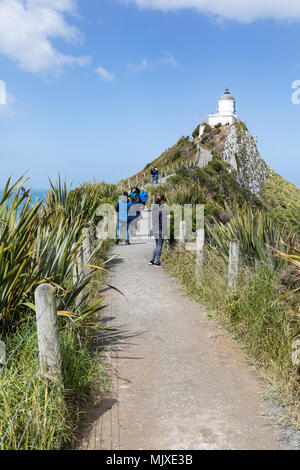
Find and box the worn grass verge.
[162,245,300,428]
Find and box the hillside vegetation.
[127,121,300,234]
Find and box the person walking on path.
[139,187,148,209]
[129,187,137,199]
[115,191,132,245]
[150,167,155,184]
[154,167,159,185]
[128,196,141,238]
[149,195,168,267]
[135,186,141,202]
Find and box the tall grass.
[206,204,294,268]
[0,319,107,450]
[0,176,115,449]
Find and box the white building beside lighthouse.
[199,89,238,136]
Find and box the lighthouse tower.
[208,88,238,127]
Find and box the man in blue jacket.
[115,192,132,245]
[139,187,148,209]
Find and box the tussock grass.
[0,176,116,450]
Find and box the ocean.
[0,189,48,215]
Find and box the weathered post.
[152,195,155,205]
[82,227,92,275]
[228,239,240,293]
[73,243,86,307]
[35,284,61,377]
[179,220,186,251]
[73,243,83,286]
[88,220,95,248]
[0,341,5,365]
[195,228,205,284]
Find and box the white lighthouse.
[208,88,238,127]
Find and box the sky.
[0,0,300,189]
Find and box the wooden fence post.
[228,239,240,293]
[88,220,95,248]
[195,228,205,284]
[73,244,83,285]
[35,284,61,377]
[179,220,186,250]
[82,228,92,275]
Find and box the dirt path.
[78,213,281,450]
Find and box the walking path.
[77,212,281,450]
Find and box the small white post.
[195,228,205,284]
[82,228,92,275]
[88,220,95,248]
[35,284,61,376]
[179,220,186,251]
[73,244,83,286]
[228,239,240,293]
[74,244,86,307]
[0,341,5,365]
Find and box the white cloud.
[0,0,91,74]
[123,0,300,23]
[96,66,115,82]
[127,51,178,72]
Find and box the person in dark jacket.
[149,195,168,267]
[134,186,141,202]
[150,167,155,184]
[128,196,141,238]
[154,167,159,184]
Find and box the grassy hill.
[123,122,300,235]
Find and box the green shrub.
[192,125,200,139]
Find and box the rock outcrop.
[200,122,271,196]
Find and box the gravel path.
[77,214,281,450]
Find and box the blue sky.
[0,0,300,189]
